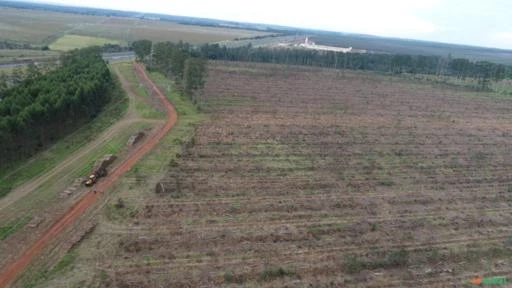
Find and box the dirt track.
[0,63,177,287]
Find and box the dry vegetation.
[42,62,512,287]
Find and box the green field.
[49,35,121,51]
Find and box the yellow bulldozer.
[82,154,116,187]
[83,167,107,187]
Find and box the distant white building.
[299,37,353,53]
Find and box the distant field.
[0,49,60,64]
[49,35,121,51]
[72,17,273,44]
[309,34,512,65]
[0,7,271,45]
[220,34,512,65]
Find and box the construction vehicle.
[84,174,97,187]
[83,167,107,187]
[82,155,116,187]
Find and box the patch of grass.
[344,249,409,274]
[0,69,128,198]
[23,252,76,288]
[122,70,203,174]
[224,270,235,283]
[0,215,31,240]
[259,266,296,281]
[117,62,166,119]
[49,34,121,51]
[344,254,367,274]
[104,198,138,222]
[378,178,395,187]
[384,249,409,267]
[425,248,441,263]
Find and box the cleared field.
[49,35,121,51]
[0,7,271,45]
[41,62,512,287]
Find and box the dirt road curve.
[0,63,177,288]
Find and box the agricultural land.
[25,61,512,287]
[2,2,512,288]
[0,7,271,47]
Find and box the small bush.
[259,266,295,281]
[115,198,125,209]
[505,235,512,247]
[344,254,366,274]
[386,249,409,267]
[224,271,234,283]
[378,178,394,186]
[426,248,440,263]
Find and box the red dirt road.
[0,63,177,288]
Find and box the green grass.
[117,63,166,119]
[343,249,409,274]
[125,70,204,174]
[259,266,296,281]
[0,69,128,198]
[22,253,76,288]
[0,215,32,240]
[49,35,122,51]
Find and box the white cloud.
[489,32,512,49]
[494,32,512,40]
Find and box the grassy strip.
[0,69,128,198]
[22,253,76,288]
[117,63,166,119]
[125,70,204,174]
[0,215,32,240]
[100,70,204,224]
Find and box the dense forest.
[0,47,114,164]
[199,44,512,89]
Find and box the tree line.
[0,47,113,163]
[198,44,512,89]
[132,40,207,105]
[132,39,512,99]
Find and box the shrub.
[386,249,409,267]
[259,266,295,281]
[344,254,366,274]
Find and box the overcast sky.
[38,0,512,49]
